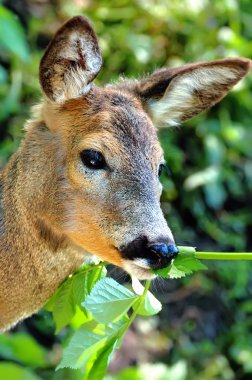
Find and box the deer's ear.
[39,16,102,103]
[135,58,251,127]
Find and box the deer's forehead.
[66,90,161,158]
[106,97,157,147]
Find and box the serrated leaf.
[83,278,138,323]
[131,278,162,316]
[70,306,92,330]
[0,5,29,62]
[165,265,187,279]
[72,272,88,307]
[53,278,75,333]
[154,251,207,279]
[57,322,107,370]
[52,265,106,332]
[85,266,107,295]
[57,319,125,371]
[84,338,118,380]
[173,254,207,274]
[73,266,107,308]
[44,288,59,312]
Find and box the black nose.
[149,243,178,257]
[148,243,178,269]
[120,236,178,270]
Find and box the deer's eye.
[80,149,106,170]
[158,163,170,177]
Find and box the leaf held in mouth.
[152,246,207,279]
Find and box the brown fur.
[0,16,251,331]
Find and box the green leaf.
[165,265,187,279]
[85,338,118,380]
[44,287,59,312]
[0,5,29,62]
[153,249,207,279]
[52,265,106,332]
[173,253,207,274]
[70,306,92,330]
[0,333,46,367]
[53,277,76,333]
[73,266,107,308]
[57,319,126,371]
[131,278,162,316]
[72,272,88,307]
[0,363,42,380]
[83,278,138,323]
[58,322,107,370]
[85,266,107,295]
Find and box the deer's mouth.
[109,245,154,279]
[122,258,156,280]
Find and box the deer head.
[33,16,251,280]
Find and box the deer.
[0,15,251,332]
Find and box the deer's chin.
[122,259,156,280]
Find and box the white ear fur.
[56,31,102,102]
[144,59,251,127]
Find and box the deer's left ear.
[39,16,102,103]
[135,58,251,127]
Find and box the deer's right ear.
[39,16,102,103]
[134,58,251,127]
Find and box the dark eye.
[158,163,171,177]
[80,149,106,170]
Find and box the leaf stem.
[178,246,252,261]
[120,279,152,337]
[76,262,107,275]
[128,279,151,324]
[195,252,252,260]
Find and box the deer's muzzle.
[120,235,178,271]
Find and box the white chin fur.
[123,260,156,280]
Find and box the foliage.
[45,253,205,379]
[153,247,207,279]
[0,0,252,379]
[46,247,250,378]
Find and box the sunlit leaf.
[85,338,118,380]
[153,249,207,279]
[53,277,76,333]
[52,266,106,332]
[57,319,126,371]
[83,278,138,323]
[131,277,162,316]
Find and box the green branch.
[178,246,252,260]
[195,252,252,260]
[120,279,152,337]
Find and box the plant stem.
[119,279,151,338]
[178,246,252,261]
[195,252,252,260]
[77,261,107,274]
[127,279,151,324]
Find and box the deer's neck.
[0,125,84,331]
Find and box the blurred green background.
[0,0,252,379]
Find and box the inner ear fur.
[39,16,102,103]
[135,58,252,127]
